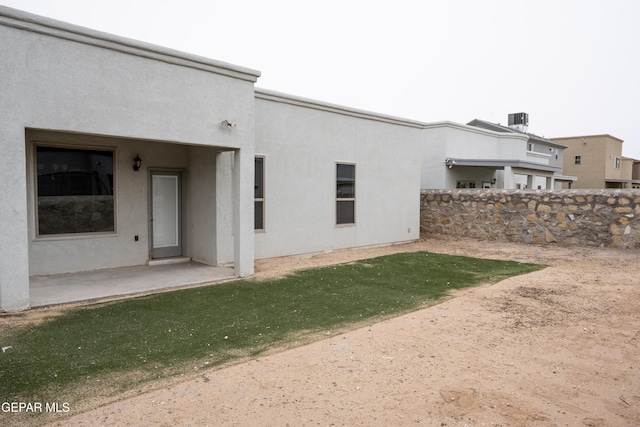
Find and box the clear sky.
[3,0,639,159]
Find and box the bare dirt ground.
[29,235,640,425]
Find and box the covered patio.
[29,262,235,307]
[444,158,559,189]
[0,6,258,311]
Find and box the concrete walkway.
[30,262,235,307]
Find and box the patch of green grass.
[0,252,543,404]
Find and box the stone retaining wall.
[420,189,640,249]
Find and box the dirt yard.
[36,235,640,425]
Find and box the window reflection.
[36,146,115,235]
[336,163,355,225]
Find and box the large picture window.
[36,146,115,235]
[336,163,355,225]
[254,156,265,230]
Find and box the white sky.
[3,0,640,159]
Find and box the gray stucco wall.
[421,189,640,249]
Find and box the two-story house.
[552,134,640,189]
[421,114,573,191]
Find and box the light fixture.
[221,120,237,128]
[491,178,497,185]
[133,154,142,171]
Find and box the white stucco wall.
[26,132,182,275]
[0,123,30,311]
[420,122,529,189]
[0,6,259,309]
[188,146,219,266]
[1,11,258,146]
[254,89,422,259]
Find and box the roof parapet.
[0,5,261,82]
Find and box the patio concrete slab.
[30,262,236,307]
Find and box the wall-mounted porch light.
[133,154,142,171]
[221,120,237,128]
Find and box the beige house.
[552,134,640,189]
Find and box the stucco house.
[465,117,574,189]
[552,134,640,189]
[420,117,574,191]
[0,6,585,312]
[0,6,422,311]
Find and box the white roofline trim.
[552,134,625,144]
[444,158,561,173]
[423,121,530,141]
[255,87,427,128]
[468,119,568,149]
[0,6,261,82]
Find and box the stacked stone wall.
[420,189,640,249]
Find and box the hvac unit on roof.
[508,112,529,126]
[507,112,529,133]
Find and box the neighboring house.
[421,121,529,189]
[552,134,640,189]
[0,7,421,311]
[419,115,572,191]
[467,116,575,189]
[622,157,639,189]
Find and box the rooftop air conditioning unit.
[508,112,529,133]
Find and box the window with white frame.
[336,163,355,225]
[36,145,115,235]
[614,156,621,169]
[254,156,265,230]
[575,155,582,165]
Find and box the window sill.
[335,223,355,228]
[34,231,118,242]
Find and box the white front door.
[150,171,183,259]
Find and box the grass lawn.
[0,251,543,412]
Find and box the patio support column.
[233,147,254,277]
[503,166,515,189]
[0,126,30,311]
[527,174,535,189]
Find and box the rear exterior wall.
[254,92,422,259]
